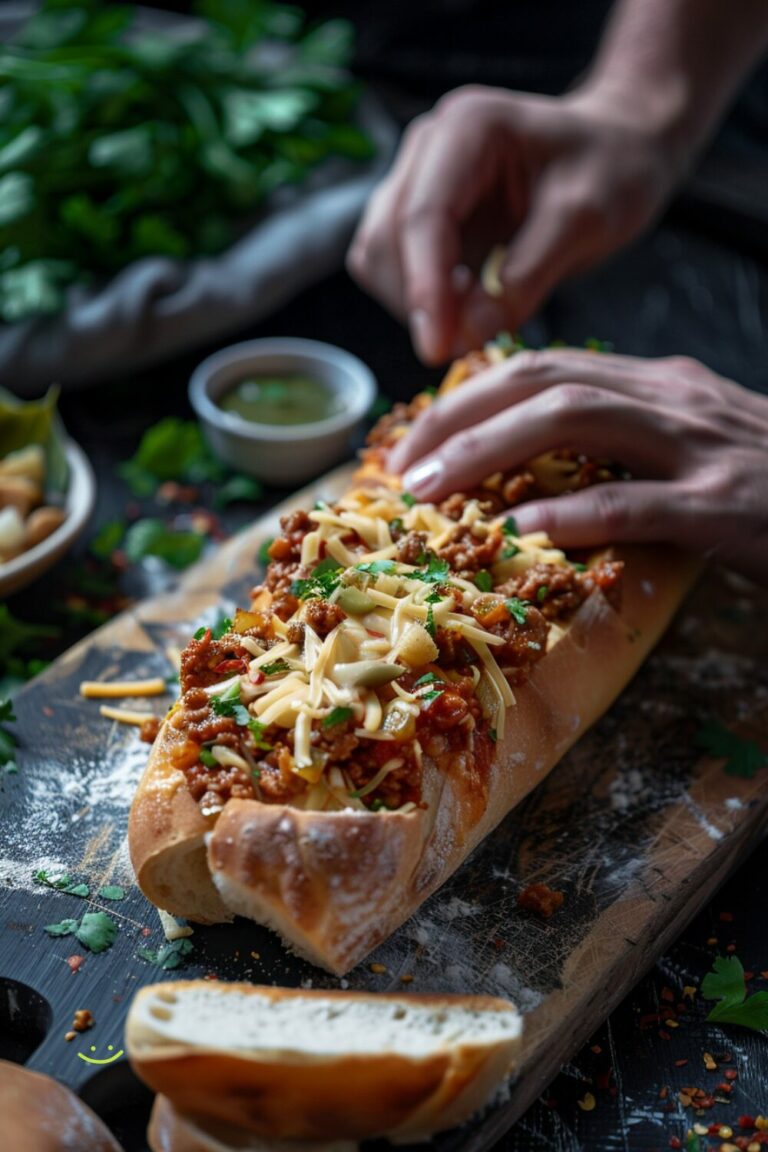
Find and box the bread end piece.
[0,1060,124,1152]
[128,981,523,1142]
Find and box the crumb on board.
[517,883,565,919]
[369,962,388,974]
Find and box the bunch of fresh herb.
[0,0,372,321]
[701,954,768,1032]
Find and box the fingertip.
[409,309,445,364]
[402,458,444,499]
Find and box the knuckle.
[506,348,547,378]
[448,426,483,461]
[663,354,707,379]
[546,382,602,417]
[435,84,492,119]
[589,485,629,536]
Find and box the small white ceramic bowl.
[189,338,377,487]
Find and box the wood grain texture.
[1,461,767,1152]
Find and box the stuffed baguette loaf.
[127,981,522,1143]
[129,339,697,974]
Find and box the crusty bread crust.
[130,542,697,972]
[0,1060,124,1152]
[127,982,522,1142]
[148,1096,357,1152]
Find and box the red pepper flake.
[740,1117,756,1130]
[718,1083,733,1094]
[719,912,735,922]
[213,658,247,675]
[724,1069,739,1081]
[675,1059,690,1068]
[659,1029,672,1041]
[66,954,85,973]
[660,1087,669,1100]
[248,668,265,685]
[591,1045,602,1055]
[669,1139,682,1150]
[727,944,737,954]
[141,926,152,937]
[493,937,506,951]
[42,705,54,717]
[661,987,675,1002]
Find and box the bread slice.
[127,981,522,1142]
[0,1060,124,1152]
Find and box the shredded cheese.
[80,677,167,698]
[98,705,157,726]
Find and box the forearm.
[577,0,768,167]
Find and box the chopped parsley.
[247,718,273,750]
[695,720,767,779]
[701,954,768,1032]
[420,689,443,703]
[489,728,498,743]
[210,680,241,715]
[291,558,342,599]
[505,598,528,626]
[537,586,549,602]
[475,570,493,593]
[138,937,194,971]
[425,603,436,639]
[502,516,519,537]
[193,615,232,641]
[401,492,417,508]
[323,706,354,728]
[33,871,90,898]
[389,518,404,536]
[570,561,587,572]
[410,553,450,585]
[258,538,274,566]
[124,517,206,570]
[414,672,440,687]
[261,660,290,677]
[199,747,218,768]
[0,697,18,774]
[97,886,125,901]
[356,559,395,576]
[44,911,118,953]
[502,545,520,560]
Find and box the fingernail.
[403,458,443,495]
[410,309,438,362]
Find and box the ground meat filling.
[395,530,429,566]
[437,524,502,576]
[303,599,346,637]
[472,598,549,680]
[180,631,252,694]
[497,559,624,621]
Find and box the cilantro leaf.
[90,519,125,559]
[695,720,767,779]
[124,518,205,570]
[213,474,263,508]
[425,603,436,639]
[475,570,493,593]
[210,681,243,719]
[258,538,274,566]
[323,706,353,728]
[401,492,416,508]
[97,886,125,901]
[138,937,194,971]
[44,918,79,937]
[505,598,528,626]
[537,585,549,603]
[193,616,233,642]
[701,954,768,1032]
[410,554,450,585]
[502,545,520,560]
[356,559,395,576]
[33,870,89,898]
[291,558,342,599]
[247,718,272,750]
[502,516,519,536]
[120,419,226,495]
[75,911,118,953]
[414,672,440,687]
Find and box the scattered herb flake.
[44,918,79,938]
[475,570,493,593]
[505,598,528,626]
[502,545,520,559]
[502,516,519,537]
[701,954,768,1032]
[388,518,404,536]
[258,538,274,566]
[138,937,194,971]
[410,554,450,585]
[97,886,125,901]
[401,492,416,508]
[124,518,206,570]
[695,720,767,779]
[323,706,354,728]
[75,911,118,954]
[537,585,549,602]
[291,557,342,599]
[261,660,290,677]
[247,718,272,750]
[356,559,395,576]
[33,871,90,898]
[489,728,498,743]
[414,672,440,687]
[425,603,436,639]
[90,519,125,559]
[199,747,218,768]
[213,474,263,508]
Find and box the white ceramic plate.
[0,441,96,598]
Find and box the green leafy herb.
[0,4,369,322]
[0,696,18,774]
[261,660,290,677]
[502,516,519,537]
[247,718,272,750]
[505,598,528,626]
[34,871,90,898]
[323,706,353,728]
[120,419,226,496]
[210,680,242,717]
[258,538,274,566]
[124,518,205,570]
[701,954,768,1032]
[44,918,79,937]
[420,689,443,703]
[502,545,520,560]
[425,603,436,639]
[401,492,416,508]
[494,332,525,355]
[368,395,392,420]
[414,672,440,687]
[695,720,767,779]
[0,605,59,669]
[410,554,450,585]
[389,517,404,536]
[193,616,232,642]
[138,937,194,971]
[537,586,549,602]
[475,570,493,593]
[213,474,263,508]
[570,561,587,572]
[356,559,395,576]
[44,911,118,953]
[97,885,125,901]
[199,747,218,768]
[291,557,342,599]
[90,519,126,559]
[489,728,498,743]
[585,337,613,353]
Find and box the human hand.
[348,85,685,364]
[387,350,768,585]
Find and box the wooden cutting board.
[2,461,767,1152]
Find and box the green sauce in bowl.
[218,376,340,426]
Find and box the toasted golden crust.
[128,982,522,1142]
[0,1061,124,1152]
